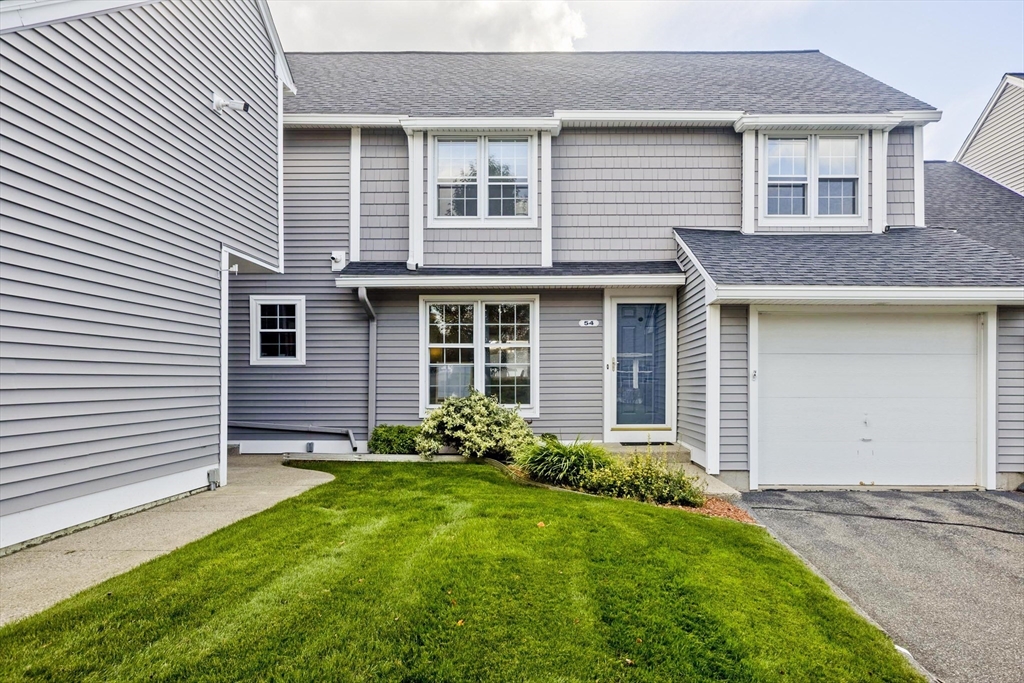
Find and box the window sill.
[427,216,539,230]
[250,358,306,367]
[420,406,539,420]
[757,215,869,229]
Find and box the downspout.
[357,287,377,435]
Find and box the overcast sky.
[268,0,1024,160]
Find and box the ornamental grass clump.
[580,450,706,508]
[513,436,614,488]
[416,391,534,460]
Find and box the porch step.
[603,443,691,465]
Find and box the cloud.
[268,1,586,52]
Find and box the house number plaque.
[578,319,600,327]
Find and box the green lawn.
[0,463,922,682]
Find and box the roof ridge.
[284,49,823,56]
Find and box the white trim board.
[0,465,211,549]
[349,128,361,261]
[249,295,307,366]
[407,131,424,269]
[336,274,687,289]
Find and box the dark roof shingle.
[675,227,1024,287]
[924,161,1024,259]
[284,51,934,116]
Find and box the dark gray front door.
[615,303,667,425]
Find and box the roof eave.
[335,274,686,289]
[709,284,1024,305]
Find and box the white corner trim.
[734,113,904,133]
[741,130,755,233]
[219,249,230,487]
[403,117,561,134]
[747,305,760,490]
[407,131,424,269]
[276,80,285,269]
[249,295,306,365]
[255,0,295,94]
[705,303,721,475]
[349,128,361,261]
[673,231,719,295]
[335,273,686,289]
[871,129,889,233]
[284,114,407,128]
[0,0,153,33]
[710,285,1024,305]
[982,307,998,489]
[0,465,211,549]
[541,131,553,267]
[913,126,925,226]
[956,76,1015,162]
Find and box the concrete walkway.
[0,456,333,626]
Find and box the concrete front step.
[603,443,691,464]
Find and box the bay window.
[422,296,539,415]
[763,134,865,224]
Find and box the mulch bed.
[674,497,758,525]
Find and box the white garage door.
[759,312,979,487]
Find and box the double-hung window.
[422,297,539,416]
[249,296,306,365]
[431,135,535,225]
[763,134,865,225]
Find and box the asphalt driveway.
[743,490,1024,683]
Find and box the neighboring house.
[228,51,1024,492]
[955,73,1023,195]
[0,0,293,549]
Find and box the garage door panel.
[760,354,977,399]
[760,313,979,355]
[761,397,976,443]
[758,312,979,487]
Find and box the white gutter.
[284,114,407,128]
[335,274,686,289]
[401,117,562,134]
[710,285,1024,305]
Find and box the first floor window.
[424,298,537,411]
[250,296,306,365]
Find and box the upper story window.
[250,296,306,366]
[430,135,536,227]
[763,134,866,226]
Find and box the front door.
[608,298,672,441]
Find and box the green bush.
[513,436,614,488]
[416,391,535,460]
[580,451,706,508]
[368,424,421,454]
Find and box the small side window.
[250,296,306,365]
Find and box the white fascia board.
[710,285,1024,305]
[335,274,686,289]
[673,231,719,296]
[555,110,744,127]
[956,76,1014,162]
[256,0,295,94]
[890,110,943,125]
[0,0,154,33]
[402,117,562,134]
[284,114,407,128]
[734,113,904,132]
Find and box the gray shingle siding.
[283,51,934,117]
[676,245,706,452]
[228,129,371,442]
[553,128,741,261]
[886,126,915,226]
[0,0,280,520]
[360,128,409,262]
[997,307,1024,473]
[720,305,749,470]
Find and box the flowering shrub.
[580,452,705,508]
[416,391,535,460]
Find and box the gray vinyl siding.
[228,129,371,442]
[720,305,749,470]
[997,307,1024,472]
[423,138,543,266]
[369,289,604,438]
[0,0,280,517]
[552,128,742,261]
[959,83,1024,195]
[886,126,916,226]
[360,128,409,262]
[676,245,706,451]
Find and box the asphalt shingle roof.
[339,261,682,277]
[284,51,934,116]
[924,161,1024,259]
[675,228,1024,287]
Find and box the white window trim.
[418,294,541,418]
[249,295,306,366]
[427,133,539,229]
[758,132,869,228]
